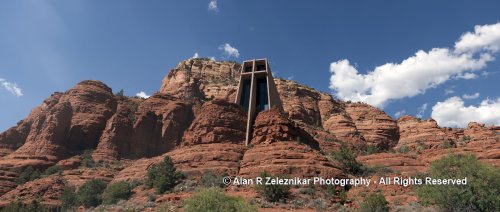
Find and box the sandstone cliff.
[0,58,498,210]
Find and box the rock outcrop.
[170,99,247,177]
[239,110,343,178]
[396,116,452,150]
[131,93,196,158]
[463,122,498,142]
[345,103,399,149]
[92,101,136,162]
[182,99,246,146]
[0,92,63,157]
[160,59,241,101]
[0,59,498,210]
[0,175,66,207]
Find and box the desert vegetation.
[145,156,185,194]
[417,154,500,211]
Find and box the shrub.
[441,140,453,149]
[81,149,95,168]
[156,201,176,212]
[256,172,290,202]
[329,144,365,175]
[125,99,139,123]
[398,145,410,154]
[60,185,77,211]
[417,154,500,211]
[324,185,349,204]
[115,89,125,97]
[184,187,256,212]
[201,172,226,188]
[359,192,389,212]
[77,179,107,207]
[129,179,142,188]
[365,145,379,155]
[15,166,41,185]
[416,140,426,152]
[44,165,63,176]
[145,156,185,194]
[462,135,472,141]
[1,200,50,212]
[102,181,133,204]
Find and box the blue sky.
[1,0,499,131]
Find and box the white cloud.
[431,96,500,127]
[444,86,455,95]
[287,75,295,80]
[395,110,406,117]
[0,78,23,97]
[462,92,480,100]
[218,43,240,58]
[192,52,199,59]
[455,23,500,53]
[416,103,428,118]
[209,56,216,61]
[208,0,218,12]
[329,23,500,108]
[136,91,150,99]
[455,72,477,79]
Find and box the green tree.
[398,145,410,154]
[184,187,256,212]
[329,144,365,175]
[201,172,227,188]
[44,165,63,176]
[102,181,133,204]
[417,154,500,211]
[115,89,125,97]
[1,200,50,212]
[15,166,41,185]
[359,192,390,212]
[77,179,107,207]
[256,172,290,202]
[60,185,77,211]
[80,149,95,168]
[145,156,184,194]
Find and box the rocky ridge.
[0,58,498,210]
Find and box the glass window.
[239,79,251,111]
[256,64,266,71]
[256,77,268,112]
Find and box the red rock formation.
[60,80,117,151]
[239,110,343,178]
[250,109,305,145]
[274,79,325,127]
[357,153,427,175]
[345,103,399,149]
[396,116,452,150]
[160,59,241,101]
[0,175,66,207]
[112,156,161,183]
[0,100,73,197]
[93,101,135,162]
[0,59,498,210]
[182,99,246,146]
[0,80,116,196]
[464,122,498,142]
[131,93,196,157]
[323,113,365,144]
[168,143,245,177]
[63,167,116,187]
[171,99,246,177]
[0,92,62,157]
